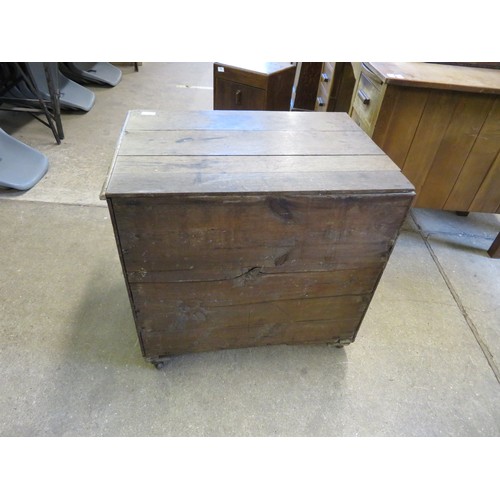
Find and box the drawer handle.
[321,72,330,83]
[317,96,325,107]
[358,89,370,105]
[235,89,242,105]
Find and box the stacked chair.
[0,128,49,190]
[59,62,122,87]
[0,62,122,190]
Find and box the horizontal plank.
[113,154,400,174]
[130,270,380,303]
[117,130,384,156]
[141,319,358,357]
[112,193,411,278]
[130,267,380,299]
[106,158,414,196]
[134,293,368,334]
[123,242,393,279]
[124,109,361,132]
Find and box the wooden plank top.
[102,110,415,197]
[365,62,500,94]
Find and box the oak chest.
[102,110,414,367]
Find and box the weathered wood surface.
[107,156,412,196]
[117,130,383,157]
[103,110,415,359]
[141,319,359,357]
[124,109,361,131]
[112,194,410,281]
[104,110,414,198]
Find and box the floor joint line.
[411,212,500,384]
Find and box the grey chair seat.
[0,128,48,190]
[25,62,95,112]
[66,62,122,87]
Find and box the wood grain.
[400,90,459,201]
[107,155,412,196]
[124,109,361,131]
[111,194,410,280]
[118,129,384,157]
[373,86,430,167]
[444,98,500,211]
[417,93,495,209]
[141,318,359,357]
[469,152,500,213]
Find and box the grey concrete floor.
[0,63,499,436]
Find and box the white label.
[217,66,224,72]
[141,111,157,116]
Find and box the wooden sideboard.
[350,62,500,258]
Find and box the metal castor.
[335,345,345,349]
[152,360,165,370]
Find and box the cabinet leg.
[487,232,500,259]
[455,211,469,217]
[150,358,170,370]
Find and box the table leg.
[487,232,500,258]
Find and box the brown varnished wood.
[469,152,500,213]
[444,99,500,211]
[416,93,495,209]
[366,62,500,94]
[292,62,322,110]
[400,90,459,202]
[353,63,500,216]
[372,86,430,168]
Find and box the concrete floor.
[0,63,499,436]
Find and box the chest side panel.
[111,192,412,357]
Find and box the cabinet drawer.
[315,82,330,111]
[319,62,335,90]
[352,72,383,132]
[214,79,266,110]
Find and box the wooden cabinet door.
[214,79,266,110]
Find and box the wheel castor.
[335,344,345,349]
[152,360,165,370]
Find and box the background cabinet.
[350,62,500,257]
[213,62,296,111]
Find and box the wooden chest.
[102,110,414,367]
